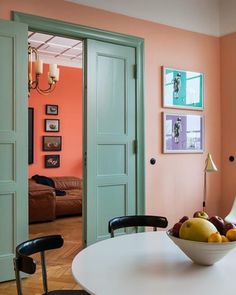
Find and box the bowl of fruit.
[167,211,236,266]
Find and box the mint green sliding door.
[0,19,28,282]
[84,39,137,245]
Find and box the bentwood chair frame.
[13,234,89,295]
[108,215,168,237]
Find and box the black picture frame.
[46,104,58,115]
[28,107,34,164]
[45,154,60,168]
[43,136,62,151]
[45,119,60,132]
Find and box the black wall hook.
[150,158,156,165]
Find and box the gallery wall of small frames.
[44,104,61,168]
[162,66,204,154]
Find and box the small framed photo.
[45,119,60,132]
[43,136,62,151]
[46,104,58,115]
[45,155,60,168]
[163,112,204,153]
[162,67,204,110]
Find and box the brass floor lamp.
[203,153,218,211]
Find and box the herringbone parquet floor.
[0,216,84,295]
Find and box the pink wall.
[28,64,83,178]
[1,0,222,226]
[220,32,236,217]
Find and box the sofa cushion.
[55,194,82,217]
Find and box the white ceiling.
[29,0,236,67]
[65,0,236,37]
[28,31,83,68]
[219,0,236,36]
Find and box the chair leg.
[13,258,23,295]
[41,251,48,294]
[111,229,114,238]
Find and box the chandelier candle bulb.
[54,68,60,82]
[48,73,53,85]
[35,59,43,75]
[49,64,58,78]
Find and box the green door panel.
[0,19,28,282]
[85,39,137,245]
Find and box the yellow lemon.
[226,229,236,241]
[221,235,229,242]
[179,218,217,242]
[208,232,222,243]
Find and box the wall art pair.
[162,67,204,153]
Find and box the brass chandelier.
[28,44,60,96]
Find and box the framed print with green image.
[162,67,204,110]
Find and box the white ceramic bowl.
[167,230,236,266]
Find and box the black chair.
[13,235,89,295]
[108,215,168,237]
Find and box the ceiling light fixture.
[28,44,60,96]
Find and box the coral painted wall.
[28,65,83,178]
[220,32,236,217]
[1,0,222,226]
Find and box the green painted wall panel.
[0,144,14,181]
[97,55,126,134]
[0,194,14,254]
[97,144,126,175]
[97,184,126,238]
[0,36,13,131]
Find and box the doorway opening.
[28,31,84,266]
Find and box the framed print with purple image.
[163,112,204,153]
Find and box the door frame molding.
[12,11,145,230]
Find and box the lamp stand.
[203,171,206,211]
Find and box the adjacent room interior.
[27,31,84,264]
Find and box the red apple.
[208,216,224,234]
[193,211,209,219]
[172,222,182,237]
[223,222,236,235]
[179,216,189,223]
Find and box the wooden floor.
[0,216,84,295]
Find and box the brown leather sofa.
[29,176,82,223]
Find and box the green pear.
[179,218,217,242]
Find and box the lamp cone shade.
[205,153,218,172]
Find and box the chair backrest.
[108,215,168,237]
[13,235,64,295]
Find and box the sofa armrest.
[29,179,55,193]
[29,189,56,199]
[29,189,56,223]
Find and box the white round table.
[72,232,236,295]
